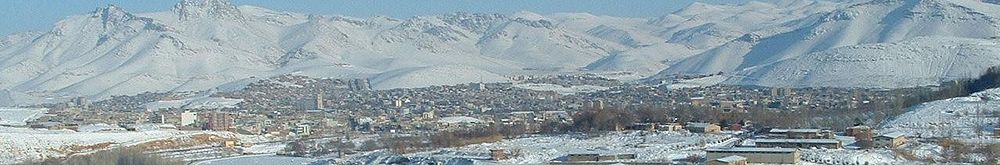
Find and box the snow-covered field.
[0,108,46,126]
[0,126,267,164]
[800,149,918,165]
[513,83,610,95]
[342,131,739,164]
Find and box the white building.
[180,111,197,127]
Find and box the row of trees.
[23,147,182,165]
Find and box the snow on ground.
[240,142,288,154]
[513,83,610,95]
[664,75,727,89]
[389,131,737,164]
[0,108,47,126]
[192,154,318,165]
[437,116,483,124]
[800,149,918,165]
[0,126,265,164]
[881,88,1000,139]
[143,94,243,110]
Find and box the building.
[754,139,843,149]
[845,125,872,137]
[490,149,508,161]
[315,94,325,110]
[846,125,875,148]
[200,112,235,132]
[686,122,721,133]
[658,123,685,132]
[565,153,636,162]
[708,155,748,165]
[768,128,832,139]
[180,111,197,127]
[874,132,907,148]
[706,147,799,164]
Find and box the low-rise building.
[686,122,721,133]
[754,139,843,149]
[874,132,907,148]
[708,155,748,165]
[706,147,799,164]
[565,153,636,162]
[768,128,832,139]
[658,123,685,132]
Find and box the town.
[13,73,1000,164]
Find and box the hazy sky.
[0,0,747,36]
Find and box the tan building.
[686,122,721,133]
[706,148,799,164]
[874,132,907,148]
[708,155,748,165]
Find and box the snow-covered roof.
[438,116,483,124]
[878,132,907,139]
[715,155,746,162]
[686,122,714,128]
[706,147,797,153]
[754,139,840,144]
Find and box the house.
[686,122,721,133]
[754,139,843,149]
[658,123,685,132]
[874,132,907,148]
[706,147,799,164]
[708,155,747,165]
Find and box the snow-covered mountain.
[660,0,1000,88]
[2,0,999,105]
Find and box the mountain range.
[2,0,999,105]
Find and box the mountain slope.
[728,37,1000,88]
[660,0,1000,88]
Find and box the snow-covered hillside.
[660,0,1000,88]
[881,88,1000,138]
[728,37,1000,88]
[3,0,1000,106]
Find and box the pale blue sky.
[0,0,747,36]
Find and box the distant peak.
[172,0,244,21]
[512,11,546,21]
[92,4,137,27]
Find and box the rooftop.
[878,132,907,139]
[706,147,798,153]
[754,139,841,144]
